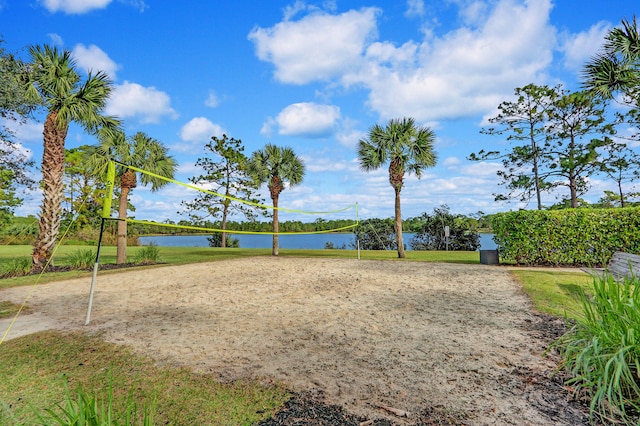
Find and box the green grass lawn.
[0,332,288,425]
[510,269,593,321]
[0,245,593,424]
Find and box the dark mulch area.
[256,389,469,426]
[258,313,596,426]
[256,390,390,426]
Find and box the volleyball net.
[102,160,359,235]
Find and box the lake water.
[139,232,497,251]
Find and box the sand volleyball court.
[0,257,587,424]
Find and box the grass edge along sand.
[0,245,480,289]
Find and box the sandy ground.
[0,257,583,424]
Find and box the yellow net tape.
[101,160,115,218]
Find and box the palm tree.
[25,44,120,267]
[358,117,437,258]
[247,144,305,256]
[582,16,640,99]
[91,131,177,264]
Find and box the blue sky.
[3,0,638,224]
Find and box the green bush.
[352,218,397,250]
[1,258,32,278]
[554,274,640,424]
[206,233,240,248]
[133,244,161,265]
[409,205,480,251]
[492,207,640,266]
[67,249,97,269]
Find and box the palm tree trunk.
[33,112,67,268]
[395,187,406,258]
[117,186,130,264]
[272,195,279,256]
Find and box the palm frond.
[358,117,437,177]
[583,17,640,99]
[248,144,305,188]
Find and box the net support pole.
[85,218,106,325]
[85,160,115,325]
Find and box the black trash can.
[480,249,499,265]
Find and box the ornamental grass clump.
[1,258,32,278]
[67,248,97,269]
[133,244,161,265]
[33,379,155,426]
[554,273,640,424]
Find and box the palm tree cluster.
[20,43,437,262]
[21,44,179,266]
[18,43,311,263]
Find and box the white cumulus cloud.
[2,119,43,144]
[40,0,111,14]
[251,0,557,123]
[355,0,556,121]
[179,117,224,143]
[460,161,503,178]
[275,102,341,137]
[405,0,425,18]
[72,43,120,79]
[560,21,610,71]
[106,81,177,123]
[47,33,64,46]
[248,7,379,84]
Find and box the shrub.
[71,226,101,243]
[492,207,640,266]
[352,218,397,250]
[134,244,161,264]
[2,222,38,237]
[0,222,38,245]
[410,205,480,251]
[324,241,346,250]
[67,249,97,269]
[554,274,640,423]
[1,258,32,278]
[207,233,240,248]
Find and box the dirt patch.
[1,258,590,424]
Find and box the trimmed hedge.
[492,207,640,266]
